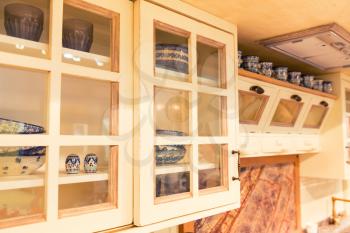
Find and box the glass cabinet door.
[303,101,329,129]
[271,98,303,127]
[135,0,239,226]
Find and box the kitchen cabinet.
[133,0,240,226]
[300,73,350,179]
[238,69,336,157]
[0,0,133,232]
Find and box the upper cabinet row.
[0,0,239,232]
[238,69,336,135]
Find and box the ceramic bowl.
[63,19,93,52]
[155,44,189,74]
[288,72,302,85]
[312,80,324,92]
[0,147,45,177]
[156,145,186,165]
[242,56,260,73]
[302,75,314,88]
[4,3,44,41]
[323,81,333,94]
[259,62,273,77]
[0,118,45,134]
[156,129,185,136]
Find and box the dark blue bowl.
[156,44,189,74]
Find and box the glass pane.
[0,66,48,134]
[59,146,117,213]
[61,75,118,135]
[0,145,46,223]
[198,93,226,136]
[155,87,190,136]
[155,26,189,82]
[0,187,44,220]
[198,144,226,191]
[239,90,269,124]
[197,40,224,88]
[303,105,328,128]
[346,90,350,113]
[271,99,303,127]
[62,4,116,71]
[155,145,191,200]
[0,0,50,58]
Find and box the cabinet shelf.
[62,48,111,70]
[155,162,216,175]
[238,69,337,100]
[0,174,44,191]
[59,171,108,185]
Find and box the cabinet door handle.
[232,150,240,181]
[320,101,329,107]
[291,94,302,102]
[250,85,265,95]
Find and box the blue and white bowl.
[0,146,45,176]
[156,145,186,165]
[0,118,45,134]
[84,153,98,173]
[65,154,80,174]
[155,44,189,74]
[156,129,185,136]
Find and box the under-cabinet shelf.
[0,174,44,191]
[155,162,216,175]
[239,68,337,99]
[59,171,108,185]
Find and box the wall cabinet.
[133,0,240,226]
[301,73,350,179]
[238,69,336,158]
[0,0,133,232]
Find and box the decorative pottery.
[288,72,302,85]
[0,118,45,134]
[312,79,324,92]
[274,67,288,81]
[242,56,259,73]
[156,129,185,136]
[84,153,98,173]
[302,75,314,88]
[4,3,44,42]
[0,146,45,177]
[238,50,243,68]
[259,62,273,77]
[65,154,80,174]
[62,19,93,52]
[323,81,333,94]
[156,145,186,165]
[155,44,189,74]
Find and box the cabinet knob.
[250,85,265,94]
[291,94,302,102]
[320,101,329,107]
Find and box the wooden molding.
[239,69,337,100]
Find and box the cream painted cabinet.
[300,73,350,179]
[133,0,240,226]
[0,0,133,232]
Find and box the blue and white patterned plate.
[0,154,45,176]
[0,118,45,134]
[156,145,186,165]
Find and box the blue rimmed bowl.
[156,145,186,165]
[156,129,185,136]
[155,44,189,74]
[0,118,45,134]
[0,146,46,176]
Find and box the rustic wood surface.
[193,162,297,233]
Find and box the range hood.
[260,23,350,71]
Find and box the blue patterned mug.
[65,154,80,174]
[84,153,98,173]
